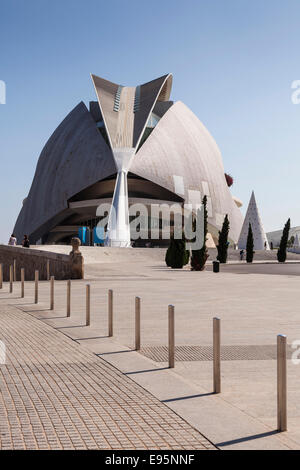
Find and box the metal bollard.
[67,280,71,317]
[34,270,39,303]
[46,260,50,281]
[0,263,3,289]
[13,260,17,282]
[277,334,287,432]
[168,305,175,368]
[21,268,25,298]
[86,284,90,326]
[9,265,13,293]
[135,297,141,351]
[108,289,113,337]
[50,276,54,310]
[213,317,221,394]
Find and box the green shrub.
[165,237,189,269]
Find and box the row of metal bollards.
[0,262,21,291]
[0,261,51,287]
[74,291,287,434]
[0,263,288,433]
[2,265,114,335]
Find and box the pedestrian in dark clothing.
[22,235,30,248]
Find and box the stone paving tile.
[0,306,215,450]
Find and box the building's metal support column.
[105,148,135,247]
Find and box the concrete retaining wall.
[0,245,84,281]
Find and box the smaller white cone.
[293,233,300,248]
[238,191,269,250]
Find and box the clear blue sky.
[1,0,300,243]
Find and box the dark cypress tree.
[217,214,230,263]
[246,223,254,263]
[184,248,190,266]
[182,232,190,266]
[165,242,172,267]
[165,236,189,269]
[277,218,291,263]
[191,196,209,271]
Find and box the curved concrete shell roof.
[14,73,243,244]
[130,101,243,242]
[14,101,116,242]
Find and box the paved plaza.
[2,248,300,450]
[0,304,213,450]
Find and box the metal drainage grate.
[139,345,294,362]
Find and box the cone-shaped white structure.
[238,191,269,250]
[293,233,300,248]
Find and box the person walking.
[239,249,244,261]
[22,235,30,248]
[8,233,17,246]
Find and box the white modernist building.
[238,191,269,250]
[13,73,243,247]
